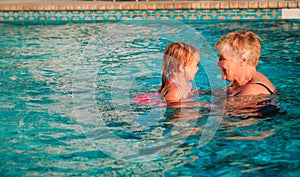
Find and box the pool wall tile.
[0,1,299,24]
[0,8,285,24]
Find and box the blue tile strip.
[0,9,282,24]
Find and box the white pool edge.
[282,9,300,19]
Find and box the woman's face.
[216,51,240,82]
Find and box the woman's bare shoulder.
[252,72,275,90]
[240,72,275,96]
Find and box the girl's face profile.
[186,57,199,80]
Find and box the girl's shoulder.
[163,83,183,103]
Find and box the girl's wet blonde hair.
[214,30,261,66]
[161,41,199,90]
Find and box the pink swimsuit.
[130,91,161,104]
[131,80,192,104]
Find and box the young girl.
[131,41,200,105]
[159,41,200,103]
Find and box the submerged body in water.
[132,87,281,120]
[224,93,281,119]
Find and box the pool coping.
[0,1,299,11]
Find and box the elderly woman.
[214,30,275,96]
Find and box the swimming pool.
[0,20,299,176]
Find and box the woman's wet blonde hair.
[214,30,261,66]
[161,41,199,90]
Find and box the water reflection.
[225,93,280,119]
[131,89,282,142]
[217,93,282,141]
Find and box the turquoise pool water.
[0,20,299,176]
